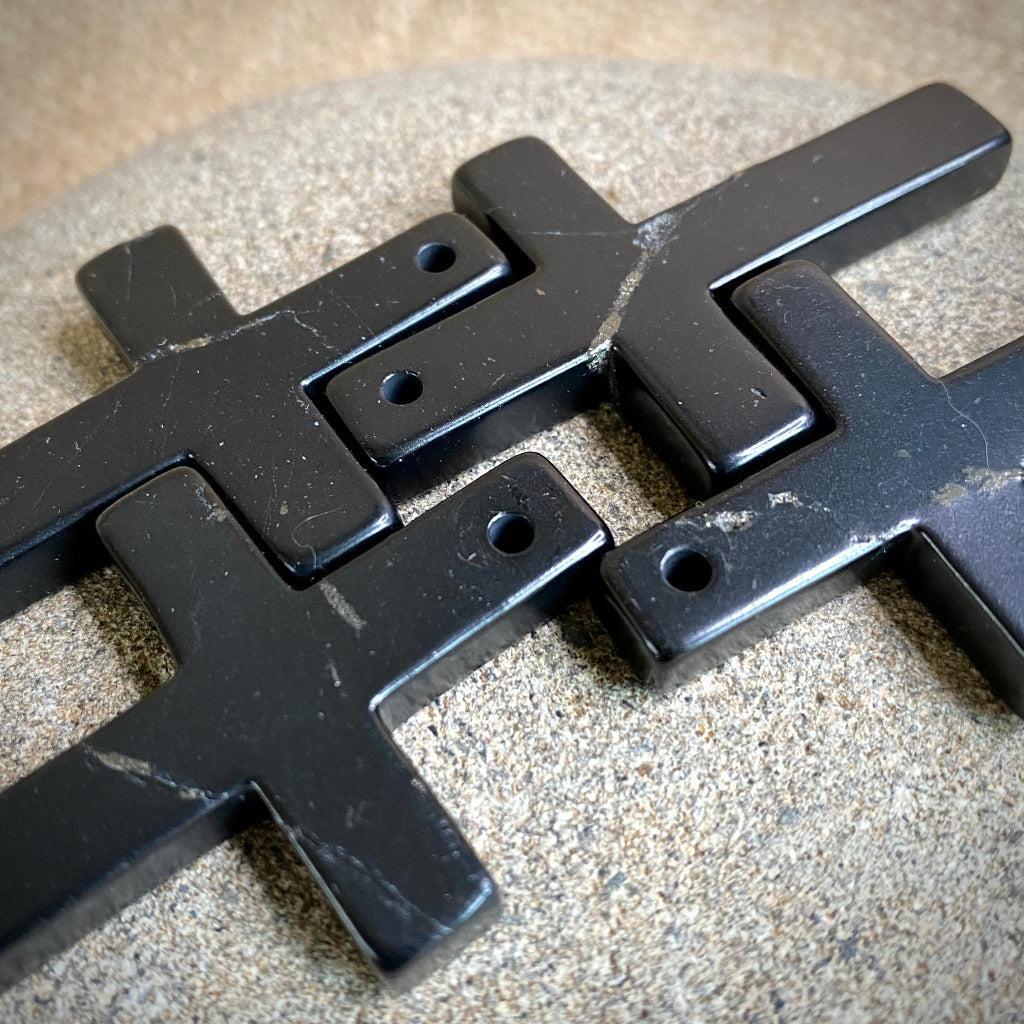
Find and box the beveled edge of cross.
[0,453,612,991]
[598,260,1024,714]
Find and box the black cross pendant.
[0,217,509,619]
[328,85,1010,499]
[0,455,609,990]
[600,261,1024,713]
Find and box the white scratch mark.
[290,506,346,570]
[938,379,990,469]
[964,466,1024,493]
[293,826,451,936]
[85,746,219,802]
[932,481,969,507]
[586,210,681,369]
[193,484,228,522]
[320,581,367,633]
[701,509,756,532]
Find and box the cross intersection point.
[327,85,1010,500]
[599,261,1024,713]
[0,453,610,990]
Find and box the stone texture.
[3,0,1022,230]
[0,60,1022,1023]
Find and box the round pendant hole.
[416,242,456,273]
[661,549,713,592]
[381,370,423,405]
[487,512,535,555]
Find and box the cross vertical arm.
[903,528,1024,715]
[731,261,931,414]
[0,383,187,620]
[76,226,239,367]
[253,720,498,989]
[190,376,398,578]
[910,338,1024,711]
[261,451,611,983]
[96,467,292,663]
[697,83,1010,289]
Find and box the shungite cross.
[599,261,1024,713]
[0,454,609,989]
[0,216,509,618]
[327,84,1010,499]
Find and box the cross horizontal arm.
[597,438,893,685]
[77,214,512,382]
[311,451,614,723]
[0,674,250,993]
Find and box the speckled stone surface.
[0,61,1022,1023]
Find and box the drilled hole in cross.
[415,242,457,273]
[487,512,535,555]
[661,549,713,592]
[380,370,423,405]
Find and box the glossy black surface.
[327,85,1010,498]
[0,454,611,991]
[600,262,1024,713]
[0,218,510,619]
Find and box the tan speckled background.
[1,0,1022,232]
[0,59,1023,1022]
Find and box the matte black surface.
[328,85,1010,498]
[0,217,510,619]
[599,261,1024,713]
[0,454,611,991]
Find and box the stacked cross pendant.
[0,83,1020,991]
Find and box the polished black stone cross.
[328,84,1010,500]
[599,261,1024,713]
[0,216,510,619]
[0,453,610,990]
